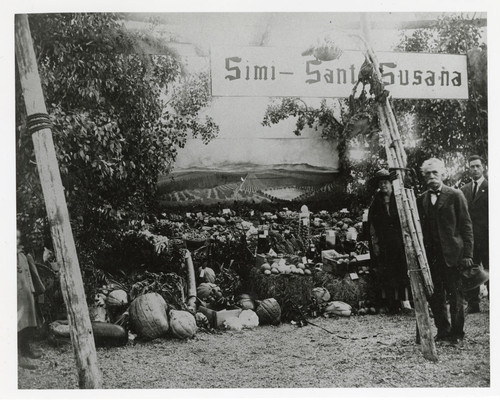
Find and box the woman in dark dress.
[17,229,45,369]
[368,169,411,313]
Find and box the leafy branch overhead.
[16,13,219,251]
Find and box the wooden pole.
[15,14,102,388]
[360,14,438,361]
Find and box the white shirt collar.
[473,176,485,187]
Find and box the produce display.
[74,205,380,348]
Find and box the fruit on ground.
[256,298,281,325]
[169,310,197,339]
[129,293,169,340]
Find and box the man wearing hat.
[417,158,474,343]
[368,169,411,313]
[460,155,489,313]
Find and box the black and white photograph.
[1,1,498,396]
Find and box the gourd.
[169,310,197,339]
[129,293,169,340]
[311,287,331,304]
[256,298,281,325]
[105,289,128,308]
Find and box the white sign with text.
[210,46,468,99]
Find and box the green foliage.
[262,14,487,208]
[16,13,218,259]
[394,14,487,180]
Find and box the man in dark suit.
[417,158,474,342]
[460,155,489,313]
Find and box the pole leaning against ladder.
[360,14,438,361]
[15,14,102,388]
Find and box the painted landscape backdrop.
[157,163,339,206]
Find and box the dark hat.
[461,264,489,292]
[369,169,392,187]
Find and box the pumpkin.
[199,267,216,284]
[197,283,223,301]
[129,293,169,340]
[271,268,279,275]
[312,287,331,304]
[169,310,197,339]
[256,298,281,325]
[263,270,271,275]
[105,289,128,308]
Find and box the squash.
[256,298,281,325]
[105,289,128,308]
[271,267,280,275]
[312,287,331,304]
[129,293,169,340]
[197,283,223,301]
[324,301,352,317]
[263,270,271,275]
[169,310,197,339]
[199,267,216,284]
[92,321,128,347]
[50,320,127,347]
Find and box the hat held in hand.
[461,263,489,292]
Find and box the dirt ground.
[18,299,490,389]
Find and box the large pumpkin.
[169,310,197,339]
[256,298,281,325]
[311,287,331,304]
[129,293,169,340]
[106,289,129,308]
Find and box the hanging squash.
[256,298,281,325]
[169,310,197,339]
[311,287,331,304]
[129,293,169,340]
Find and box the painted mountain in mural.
[157,163,340,205]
